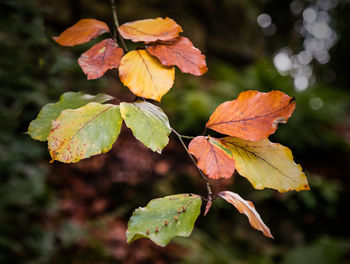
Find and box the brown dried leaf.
[188,136,235,180]
[118,17,182,43]
[53,19,110,46]
[146,36,207,76]
[218,191,273,238]
[206,90,296,141]
[78,38,123,80]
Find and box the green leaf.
[27,92,113,141]
[120,101,171,153]
[48,102,122,163]
[127,194,202,247]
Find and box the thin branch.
[178,134,195,139]
[171,128,213,201]
[110,0,128,51]
[202,127,208,136]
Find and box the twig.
[110,0,128,51]
[171,128,213,201]
[178,134,195,139]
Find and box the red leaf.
[78,39,124,80]
[146,37,208,76]
[218,191,273,238]
[53,19,110,46]
[188,136,235,180]
[206,90,296,141]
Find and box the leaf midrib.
[207,98,294,128]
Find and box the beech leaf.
[127,194,202,247]
[78,38,123,80]
[222,137,310,192]
[53,19,110,46]
[218,191,273,238]
[206,90,296,141]
[27,92,113,141]
[120,101,171,153]
[118,17,182,43]
[48,102,122,163]
[188,136,235,180]
[119,50,175,101]
[146,36,208,76]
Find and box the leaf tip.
[204,199,212,216]
[265,230,274,239]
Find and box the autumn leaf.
[146,36,207,76]
[120,101,171,153]
[218,191,273,238]
[78,38,123,80]
[206,90,296,141]
[188,136,235,180]
[48,102,122,163]
[53,19,110,46]
[118,17,182,43]
[221,137,309,192]
[119,50,175,101]
[127,194,201,247]
[27,92,113,141]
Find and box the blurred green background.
[1,0,350,263]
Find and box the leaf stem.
[171,128,213,202]
[202,127,208,136]
[179,134,195,139]
[110,0,128,51]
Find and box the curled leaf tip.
[218,191,273,239]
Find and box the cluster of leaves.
[27,16,309,247]
[53,17,207,101]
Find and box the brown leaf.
[218,191,273,238]
[118,17,182,43]
[188,136,235,180]
[146,36,207,76]
[53,19,110,46]
[206,90,296,141]
[78,38,123,80]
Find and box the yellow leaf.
[222,137,309,192]
[119,50,175,102]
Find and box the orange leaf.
[118,17,182,43]
[188,136,235,180]
[206,90,296,141]
[53,19,110,46]
[146,37,207,76]
[218,191,273,238]
[119,50,175,102]
[78,38,123,80]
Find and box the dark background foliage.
[1,0,350,263]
